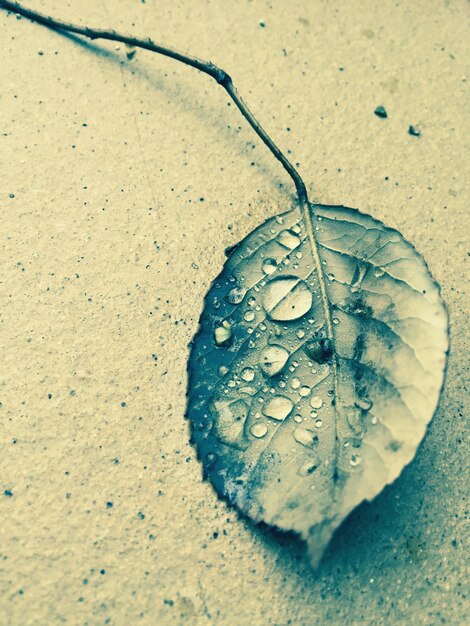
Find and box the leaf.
[187,203,449,567]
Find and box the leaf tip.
[305,521,335,570]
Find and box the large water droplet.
[355,397,373,410]
[278,229,300,249]
[240,367,255,382]
[298,458,320,477]
[310,395,323,409]
[263,396,293,421]
[250,423,268,438]
[263,276,312,321]
[299,385,311,397]
[214,321,232,346]
[244,311,255,322]
[293,427,318,447]
[290,377,300,389]
[262,258,278,274]
[350,453,362,467]
[213,399,248,444]
[259,345,289,376]
[226,286,246,304]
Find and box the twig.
[0,0,309,206]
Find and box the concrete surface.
[0,1,468,624]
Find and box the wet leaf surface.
[187,203,449,566]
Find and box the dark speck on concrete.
[121,401,126,407]
[408,125,421,137]
[137,511,145,520]
[106,501,113,509]
[4,489,13,497]
[164,599,174,607]
[259,21,266,28]
[374,105,388,119]
[9,193,15,199]
[48,393,52,399]
[100,569,106,575]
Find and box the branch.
[0,0,309,206]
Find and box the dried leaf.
[187,204,449,567]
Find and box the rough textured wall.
[0,1,468,625]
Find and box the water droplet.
[350,453,362,467]
[295,251,303,259]
[263,396,294,421]
[260,345,289,376]
[296,329,306,339]
[332,318,339,325]
[251,423,268,438]
[244,311,255,322]
[294,414,303,423]
[299,385,311,397]
[356,398,373,410]
[241,367,255,382]
[247,296,256,307]
[310,395,323,409]
[292,224,301,234]
[259,323,267,331]
[214,321,232,345]
[351,263,367,288]
[262,258,278,274]
[374,267,385,278]
[315,419,323,428]
[218,365,229,376]
[262,276,312,321]
[277,229,301,249]
[327,273,335,281]
[226,286,246,304]
[291,377,300,389]
[293,428,318,447]
[371,415,378,425]
[298,459,320,476]
[310,410,318,418]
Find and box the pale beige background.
[0,1,468,625]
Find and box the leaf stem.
[0,0,309,206]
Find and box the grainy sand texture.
[0,1,468,625]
